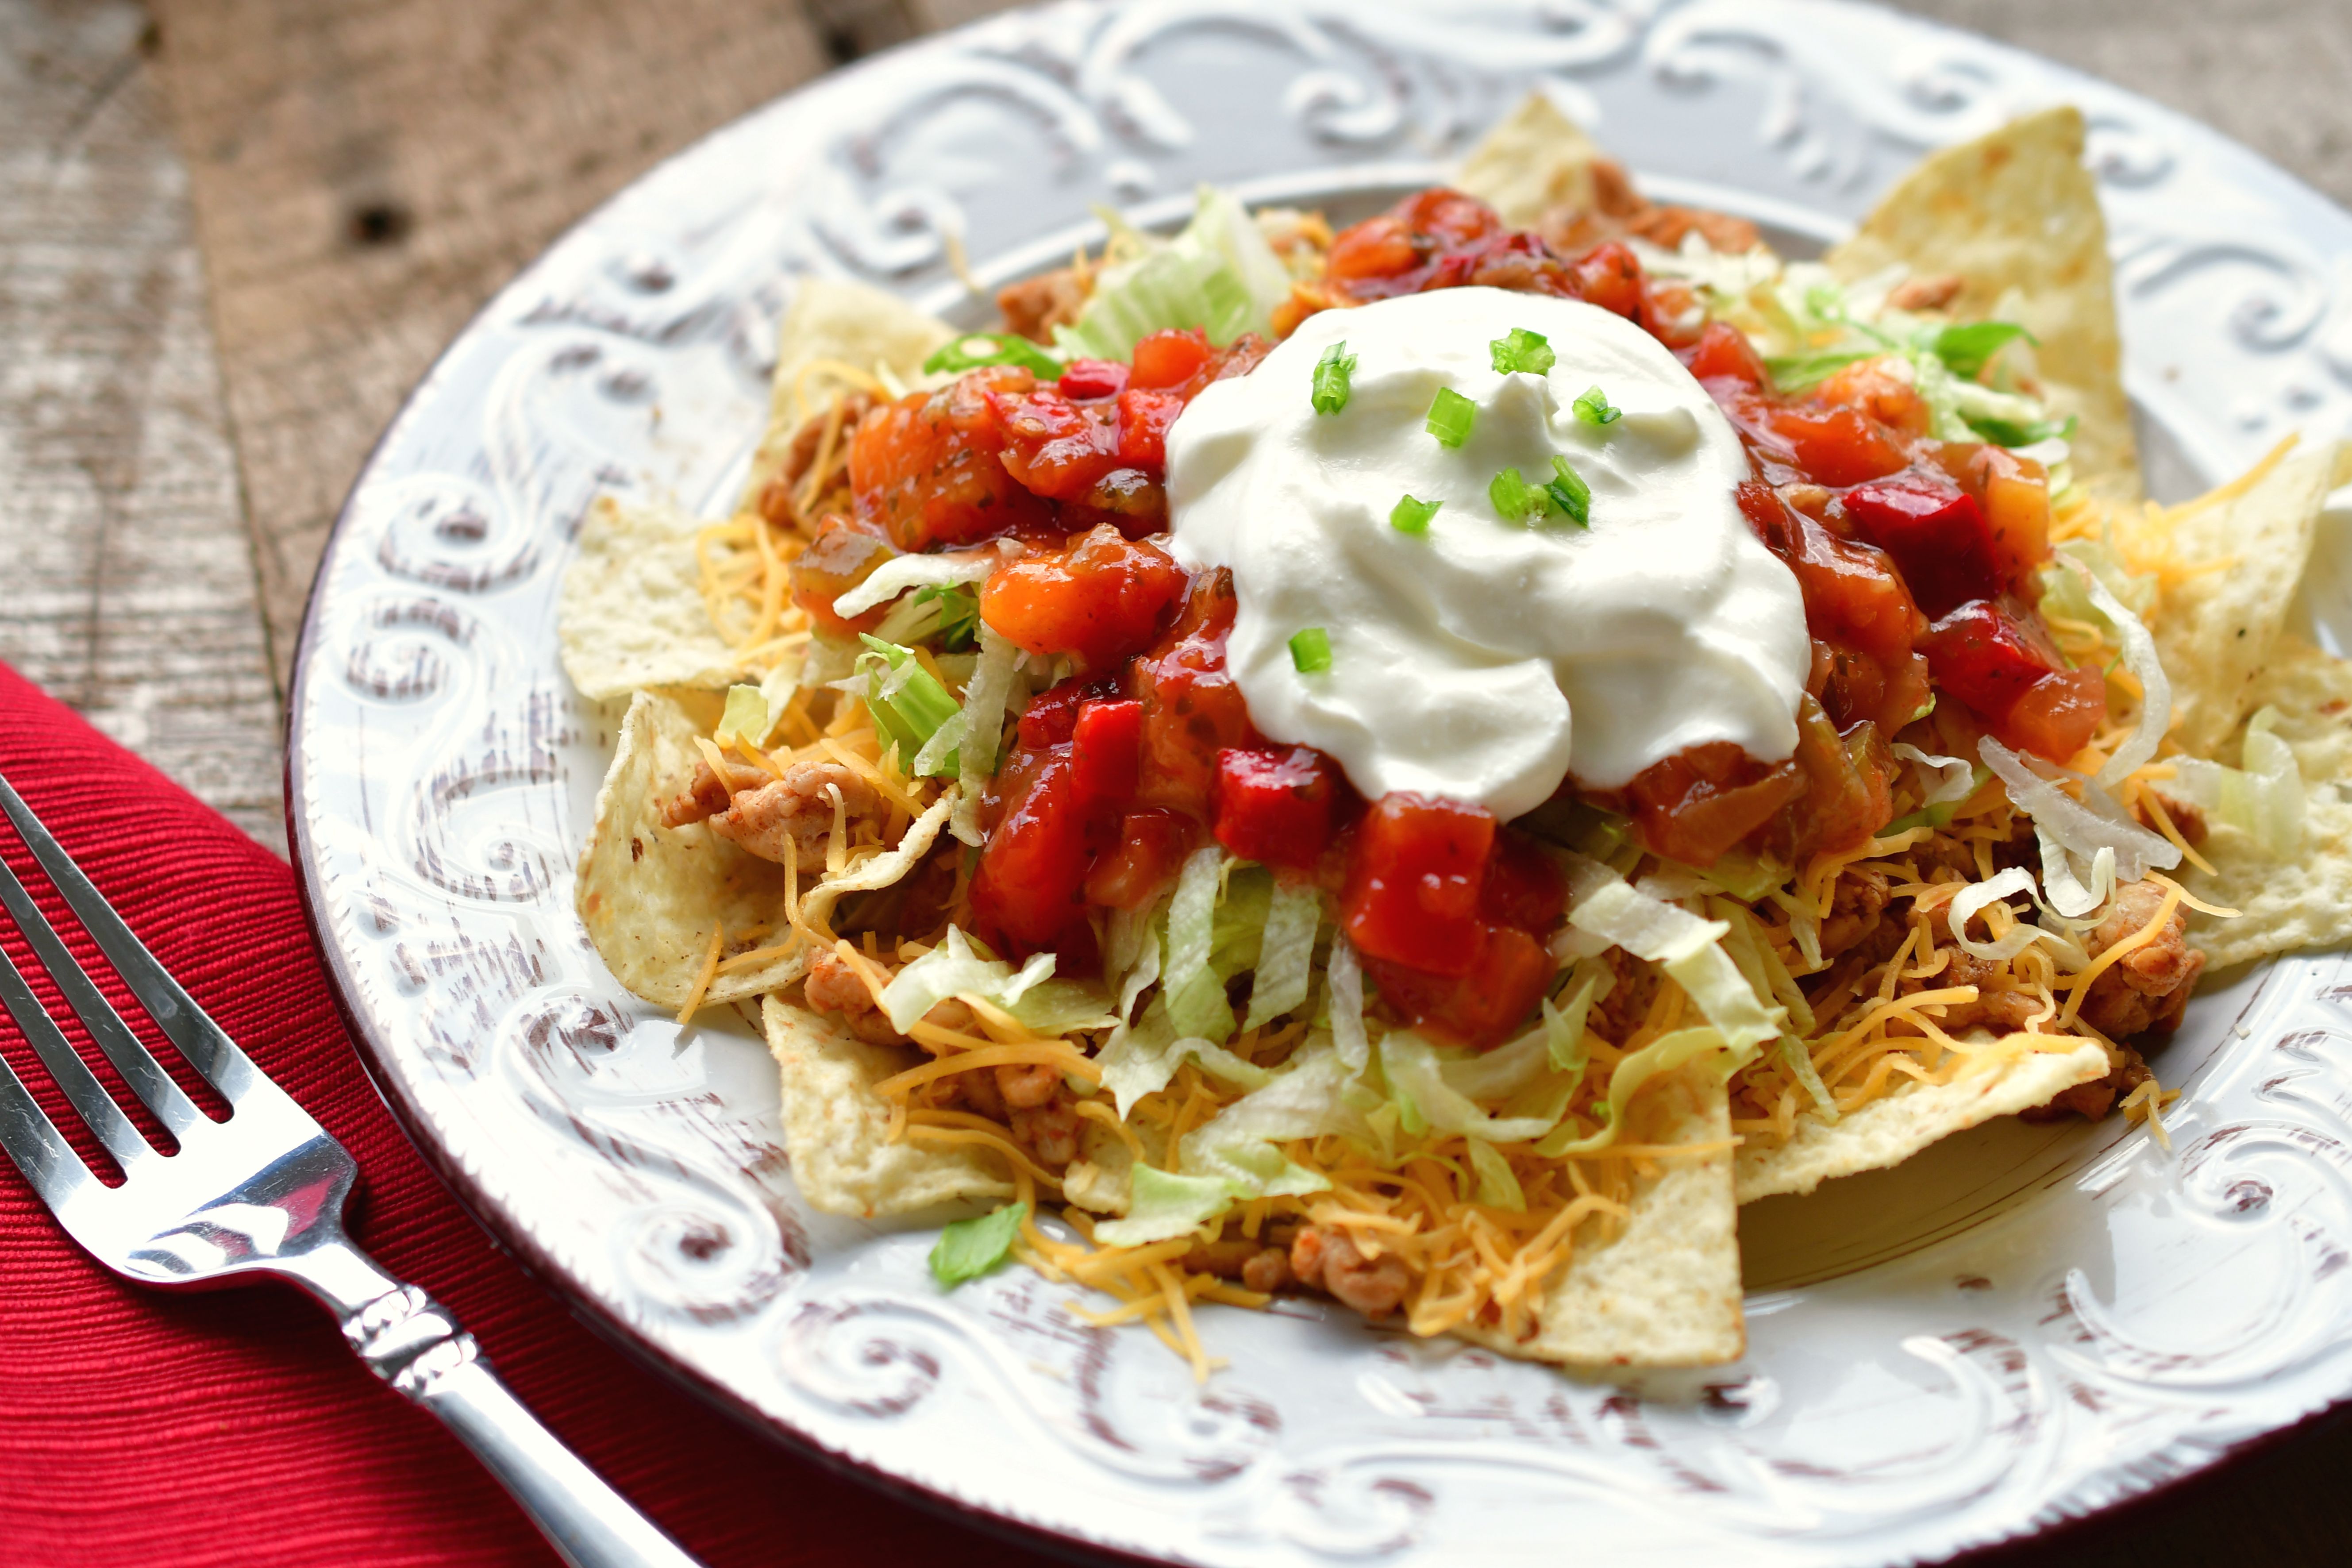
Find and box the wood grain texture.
[145,0,841,694]
[0,0,284,852]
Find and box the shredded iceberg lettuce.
[1565,857,1782,1064]
[1946,867,2050,962]
[1378,1032,1560,1144]
[878,926,1118,1036]
[854,635,961,777]
[947,625,1024,845]
[1979,737,2178,917]
[2158,705,2307,858]
[1467,1139,1527,1211]
[1092,1166,1244,1246]
[1535,1026,1733,1157]
[1054,186,1292,362]
[1242,879,1322,1030]
[715,684,768,749]
[1095,995,1271,1117]
[1162,847,1236,1040]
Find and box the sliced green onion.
[1489,467,1546,526]
[922,332,1063,379]
[928,1201,1027,1287]
[1390,494,1442,535]
[1544,455,1591,527]
[1932,320,2036,380]
[1571,384,1621,425]
[1489,327,1556,376]
[1311,341,1356,415]
[1289,627,1332,673]
[1425,386,1476,448]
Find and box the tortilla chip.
[1455,92,1604,230]
[574,691,806,1009]
[558,497,751,700]
[2182,636,2352,967]
[1735,1039,2111,1203]
[738,277,954,516]
[762,998,1016,1217]
[1828,107,2140,505]
[2152,443,2347,756]
[1451,1064,1743,1368]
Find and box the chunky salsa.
[780,186,2102,1049]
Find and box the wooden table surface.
[4,0,2351,1560]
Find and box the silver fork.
[0,774,702,1568]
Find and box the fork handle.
[294,1244,703,1568]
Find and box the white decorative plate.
[286,3,2352,1562]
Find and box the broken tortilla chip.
[1828,107,2140,505]
[558,497,751,700]
[739,277,955,517]
[574,690,805,1009]
[2150,441,2348,756]
[1451,1065,1744,1368]
[1736,1039,2111,1202]
[1455,92,1605,231]
[763,998,1016,1217]
[2181,635,2352,968]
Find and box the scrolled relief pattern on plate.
[290,3,2352,1563]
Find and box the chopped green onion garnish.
[1544,455,1591,528]
[1390,494,1442,535]
[1426,387,1476,447]
[1489,467,1546,526]
[1571,385,1621,425]
[929,1202,1027,1287]
[1489,327,1556,376]
[922,332,1063,379]
[1290,627,1333,673]
[1311,342,1356,415]
[1931,321,2036,380]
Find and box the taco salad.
[559,96,2352,1377]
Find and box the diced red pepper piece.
[1342,793,1494,976]
[1016,677,1096,748]
[1058,358,1129,400]
[1128,328,1213,391]
[1114,388,1186,471]
[1840,474,2002,619]
[1927,443,2053,596]
[1679,320,1767,389]
[1084,808,1197,912]
[1070,699,1143,811]
[969,744,1093,954]
[1212,746,1337,871]
[979,524,1187,670]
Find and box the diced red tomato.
[1058,359,1129,400]
[1130,570,1264,817]
[1016,677,1096,748]
[1839,473,2002,619]
[979,524,1186,670]
[1212,747,1338,871]
[849,378,1051,551]
[1129,328,1213,391]
[1114,388,1186,470]
[787,515,897,638]
[1324,214,1420,283]
[987,386,1123,501]
[1921,598,2106,762]
[1679,320,1767,389]
[1927,443,2052,597]
[1365,925,1554,1051]
[1478,829,1566,931]
[1342,794,1495,976]
[1070,699,1142,810]
[1564,240,1644,318]
[1763,401,1909,488]
[1813,358,1931,438]
[1623,741,1807,867]
[1084,808,1197,911]
[2002,663,2108,764]
[969,744,1093,954]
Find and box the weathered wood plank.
[0,0,284,852]
[146,0,842,694]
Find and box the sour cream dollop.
[1165,286,1808,821]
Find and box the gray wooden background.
[4,0,2350,1558]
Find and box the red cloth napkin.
[0,660,1040,1568]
